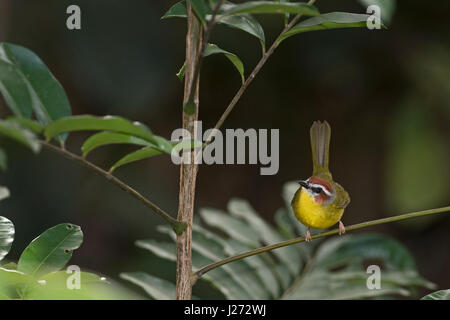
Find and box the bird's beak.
[298,180,309,189]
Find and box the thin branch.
[192,206,450,281]
[204,0,316,145]
[39,140,186,234]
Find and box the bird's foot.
[305,230,312,242]
[339,221,346,236]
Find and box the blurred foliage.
[122,182,436,300]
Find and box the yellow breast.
[291,188,344,229]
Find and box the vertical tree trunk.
[176,4,202,300]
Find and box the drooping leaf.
[282,233,435,299]
[421,289,450,300]
[0,120,40,153]
[282,270,410,299]
[196,225,280,298]
[228,198,303,276]
[109,147,164,173]
[274,208,296,238]
[44,115,156,145]
[17,223,83,278]
[221,1,319,16]
[199,208,261,246]
[225,238,281,298]
[279,12,386,43]
[0,43,72,143]
[120,272,175,300]
[203,44,245,83]
[81,132,155,157]
[216,13,265,51]
[313,234,418,271]
[188,0,210,24]
[163,1,266,50]
[0,216,14,261]
[158,225,271,299]
[6,117,44,133]
[135,239,251,299]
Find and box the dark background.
[0,0,449,298]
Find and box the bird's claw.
[339,221,346,236]
[305,230,312,242]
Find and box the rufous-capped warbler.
[291,120,350,242]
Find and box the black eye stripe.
[312,187,322,194]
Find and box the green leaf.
[195,222,281,297]
[274,208,296,238]
[109,147,164,173]
[0,267,36,299]
[421,289,450,300]
[159,225,271,299]
[162,1,188,19]
[188,0,210,24]
[176,62,186,81]
[0,216,14,261]
[44,115,156,145]
[216,13,266,51]
[81,132,154,157]
[221,1,319,16]
[203,44,245,84]
[24,271,124,300]
[0,149,6,171]
[358,0,396,24]
[135,239,251,299]
[0,262,17,270]
[0,120,41,153]
[279,12,386,43]
[0,43,72,143]
[313,234,417,271]
[199,208,261,246]
[6,117,44,133]
[163,2,266,49]
[282,270,411,299]
[225,238,281,298]
[17,223,83,278]
[0,186,9,201]
[120,272,175,300]
[228,198,303,276]
[283,233,435,299]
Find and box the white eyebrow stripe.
[309,183,333,196]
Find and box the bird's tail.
[310,120,331,176]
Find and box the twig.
[204,0,316,145]
[185,0,225,106]
[39,140,186,234]
[192,206,450,281]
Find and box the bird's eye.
[311,187,322,194]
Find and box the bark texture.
[176,5,202,300]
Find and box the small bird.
[291,120,350,242]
